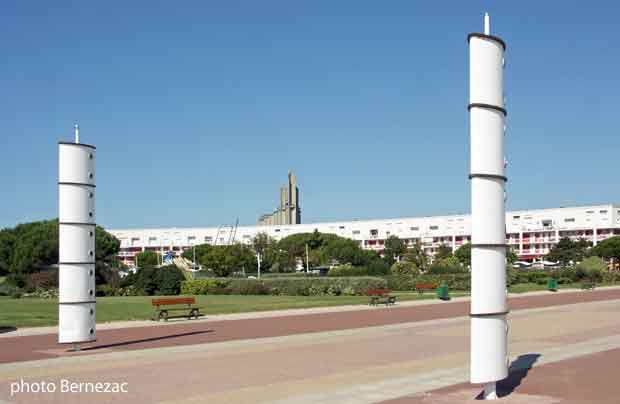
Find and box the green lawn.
[0,291,469,328]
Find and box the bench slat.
[152,297,196,307]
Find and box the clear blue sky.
[1,1,618,229]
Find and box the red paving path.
[383,348,620,404]
[1,289,619,365]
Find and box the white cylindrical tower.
[468,14,508,399]
[58,128,96,346]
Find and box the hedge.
[384,274,471,291]
[180,276,387,296]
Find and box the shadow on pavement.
[0,326,17,334]
[82,330,214,351]
[497,353,542,397]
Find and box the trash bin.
[437,284,450,300]
[547,278,558,292]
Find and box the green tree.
[95,226,121,264]
[390,261,420,277]
[186,243,256,277]
[252,232,276,269]
[135,251,159,268]
[546,237,582,266]
[429,256,465,274]
[592,236,620,264]
[454,244,471,266]
[575,256,606,282]
[0,229,15,275]
[434,244,453,260]
[154,265,186,295]
[383,236,406,265]
[403,243,428,270]
[9,219,58,274]
[507,246,519,264]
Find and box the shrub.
[117,285,143,296]
[228,279,270,295]
[428,257,465,274]
[0,282,19,296]
[154,265,186,295]
[328,264,369,277]
[25,288,58,299]
[390,261,419,277]
[365,259,390,275]
[25,270,58,291]
[507,267,518,286]
[384,274,471,291]
[124,266,186,296]
[180,279,228,295]
[184,277,387,296]
[576,257,606,282]
[96,284,118,297]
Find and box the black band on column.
[470,311,510,317]
[468,103,507,116]
[58,182,96,188]
[467,33,507,50]
[58,141,97,150]
[469,173,507,182]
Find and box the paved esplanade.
[1,289,620,403]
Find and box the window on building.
[352,230,360,235]
[370,229,378,236]
[275,229,281,232]
[600,210,608,214]
[564,218,575,223]
[542,219,552,228]
[430,225,438,230]
[410,227,419,231]
[339,226,345,230]
[513,215,520,220]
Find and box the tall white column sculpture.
[58,125,97,346]
[468,14,508,400]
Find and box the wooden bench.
[151,297,201,321]
[581,282,596,291]
[415,282,438,295]
[367,289,397,306]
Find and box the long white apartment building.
[110,203,620,267]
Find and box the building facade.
[257,171,301,226]
[111,203,620,267]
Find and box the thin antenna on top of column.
[74,123,80,144]
[484,12,490,35]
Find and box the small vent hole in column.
[89,212,93,218]
[89,192,94,198]
[89,289,93,296]
[88,172,93,179]
[89,153,93,160]
[89,328,94,335]
[89,231,93,237]
[89,269,94,276]
[90,309,94,315]
[89,250,93,256]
